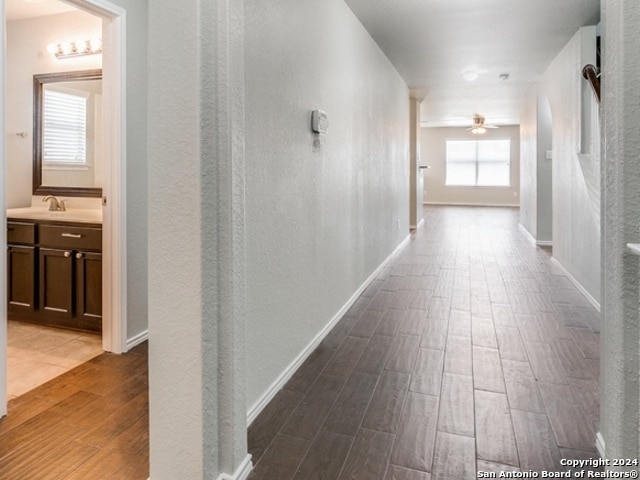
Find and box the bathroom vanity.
[5,68,105,333]
[7,208,102,332]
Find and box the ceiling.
[5,0,76,22]
[6,0,601,128]
[344,0,600,127]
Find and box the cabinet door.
[75,251,102,331]
[39,248,73,317]
[7,245,36,313]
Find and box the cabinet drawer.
[7,222,36,244]
[39,225,101,251]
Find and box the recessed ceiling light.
[463,72,479,82]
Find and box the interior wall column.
[147,0,248,478]
[600,0,640,464]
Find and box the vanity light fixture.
[46,38,102,59]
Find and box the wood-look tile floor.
[0,341,148,479]
[248,206,602,480]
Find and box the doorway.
[0,0,127,415]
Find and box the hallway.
[248,206,601,479]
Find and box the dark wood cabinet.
[7,221,37,315]
[7,245,36,313]
[75,251,102,328]
[7,219,102,332]
[39,247,74,317]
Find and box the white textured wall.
[519,85,553,243]
[148,0,248,477]
[244,0,409,410]
[601,0,640,464]
[148,1,205,477]
[536,90,553,242]
[421,126,521,206]
[6,11,101,208]
[544,26,600,302]
[520,86,538,237]
[410,98,423,228]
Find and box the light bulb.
[60,42,72,54]
[46,43,58,54]
[90,38,102,52]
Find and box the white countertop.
[7,207,102,224]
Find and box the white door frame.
[0,0,127,416]
[66,0,128,354]
[1,0,7,417]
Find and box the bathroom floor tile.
[6,320,102,400]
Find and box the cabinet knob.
[76,253,84,259]
[64,251,71,258]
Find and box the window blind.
[445,139,510,187]
[43,89,87,164]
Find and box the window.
[445,139,511,187]
[43,89,88,165]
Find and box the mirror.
[33,69,102,198]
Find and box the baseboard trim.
[518,224,553,247]
[126,329,148,351]
[246,234,411,426]
[424,201,520,208]
[550,256,601,312]
[410,218,425,230]
[149,454,253,480]
[596,432,606,459]
[519,223,537,245]
[216,454,253,480]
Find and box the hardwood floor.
[0,206,601,479]
[0,341,148,479]
[248,206,602,479]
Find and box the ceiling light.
[467,114,498,134]
[463,71,479,82]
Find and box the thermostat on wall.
[311,110,328,134]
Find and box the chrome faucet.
[42,195,66,212]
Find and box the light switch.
[311,110,328,134]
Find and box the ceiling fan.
[466,114,498,135]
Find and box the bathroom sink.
[45,212,67,218]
